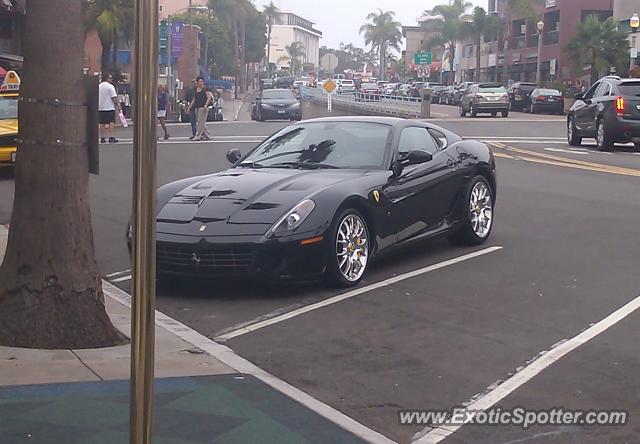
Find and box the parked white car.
[337,79,355,94]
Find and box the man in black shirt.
[184,79,197,137]
[187,77,213,141]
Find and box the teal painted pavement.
[0,374,365,444]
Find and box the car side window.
[583,82,599,100]
[398,127,439,158]
[594,82,610,98]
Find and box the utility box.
[421,88,432,119]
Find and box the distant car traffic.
[460,83,509,118]
[274,76,295,89]
[568,76,640,151]
[251,88,301,122]
[528,88,564,115]
[452,82,474,105]
[260,78,274,90]
[431,86,447,104]
[508,82,537,111]
[337,79,356,94]
[356,83,381,101]
[137,117,496,287]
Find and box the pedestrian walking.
[98,73,122,143]
[157,85,169,140]
[188,77,213,141]
[184,79,197,137]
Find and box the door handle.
[447,159,456,168]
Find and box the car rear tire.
[501,111,509,118]
[459,104,467,117]
[448,175,494,246]
[326,209,370,288]
[491,112,497,117]
[635,143,640,151]
[567,117,582,146]
[596,120,614,152]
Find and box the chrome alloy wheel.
[568,118,573,140]
[336,214,368,282]
[469,181,493,238]
[597,121,604,147]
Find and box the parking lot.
[1,106,639,443]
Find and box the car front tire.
[448,175,494,246]
[567,117,582,146]
[501,110,509,118]
[326,209,370,288]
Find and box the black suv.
[508,82,537,111]
[567,76,640,151]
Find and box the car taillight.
[501,94,509,100]
[615,96,625,117]
[536,96,545,101]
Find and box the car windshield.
[619,82,640,96]
[362,83,377,89]
[262,90,294,100]
[479,86,507,93]
[0,96,18,120]
[517,84,537,92]
[239,122,391,169]
[536,89,561,96]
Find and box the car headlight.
[267,199,315,237]
[289,102,300,109]
[262,103,274,108]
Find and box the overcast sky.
[253,0,487,49]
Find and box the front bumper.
[153,232,328,282]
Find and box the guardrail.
[301,87,423,119]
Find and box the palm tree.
[566,16,630,85]
[422,0,472,84]
[262,1,280,78]
[462,7,503,82]
[0,0,125,348]
[83,0,134,73]
[279,41,305,75]
[359,9,402,81]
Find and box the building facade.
[0,0,24,55]
[159,0,207,20]
[613,0,639,69]
[268,12,322,71]
[402,19,443,81]
[458,0,614,84]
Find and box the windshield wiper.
[238,161,264,168]
[268,161,339,169]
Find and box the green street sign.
[414,52,432,65]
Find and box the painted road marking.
[102,281,397,444]
[543,147,589,155]
[105,269,131,278]
[489,142,640,177]
[215,246,503,342]
[413,294,640,443]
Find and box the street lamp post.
[630,13,639,71]
[536,20,544,86]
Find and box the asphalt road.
[1,103,640,443]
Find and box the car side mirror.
[574,93,584,100]
[226,149,242,164]
[402,150,433,166]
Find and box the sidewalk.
[0,225,368,443]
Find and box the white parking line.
[215,246,503,342]
[412,294,640,443]
[102,281,397,444]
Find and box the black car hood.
[157,168,367,236]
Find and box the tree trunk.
[239,20,246,93]
[100,37,112,74]
[450,42,457,85]
[232,20,239,98]
[266,25,272,78]
[0,0,126,349]
[476,36,482,82]
[112,34,119,70]
[379,40,385,81]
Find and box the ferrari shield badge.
[199,225,206,232]
[372,190,381,203]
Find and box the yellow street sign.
[0,71,20,92]
[323,79,337,94]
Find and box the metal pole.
[536,30,543,86]
[131,0,158,440]
[168,20,173,120]
[189,0,195,80]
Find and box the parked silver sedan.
[460,83,509,118]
